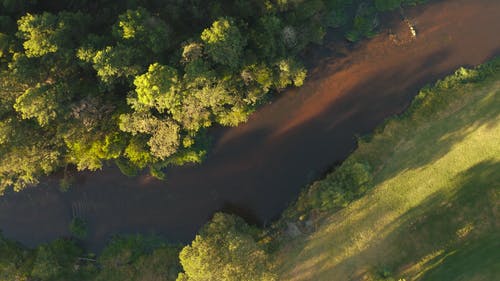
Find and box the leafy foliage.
[17,11,89,58]
[0,231,34,281]
[30,239,84,281]
[0,233,181,281]
[289,160,372,217]
[177,213,276,281]
[0,0,420,192]
[201,17,246,69]
[96,235,181,281]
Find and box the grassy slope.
[276,64,500,281]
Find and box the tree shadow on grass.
[279,157,500,280]
[383,159,500,279]
[350,160,500,281]
[366,78,500,189]
[415,234,500,281]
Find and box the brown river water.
[1,0,499,251]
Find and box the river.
[1,0,499,251]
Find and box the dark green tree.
[31,239,84,281]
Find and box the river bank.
[1,0,499,251]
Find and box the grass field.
[276,62,500,281]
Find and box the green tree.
[83,8,171,85]
[0,136,61,193]
[1,0,36,14]
[346,3,379,42]
[147,119,181,159]
[31,239,84,281]
[0,0,422,191]
[132,63,181,112]
[90,44,144,84]
[7,52,45,85]
[0,70,25,116]
[175,81,237,130]
[177,213,276,281]
[250,15,284,60]
[113,7,171,54]
[13,83,61,127]
[0,232,34,281]
[275,58,307,89]
[119,112,161,135]
[17,12,59,57]
[123,135,155,169]
[96,235,181,281]
[119,113,181,160]
[133,246,182,281]
[17,11,89,58]
[65,132,126,171]
[181,41,203,64]
[201,17,246,69]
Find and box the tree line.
[0,213,274,281]
[0,0,424,193]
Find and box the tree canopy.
[177,213,276,281]
[0,0,423,192]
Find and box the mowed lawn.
[277,68,500,281]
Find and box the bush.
[287,160,372,218]
[405,57,500,119]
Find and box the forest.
[0,0,423,193]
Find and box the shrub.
[287,160,372,218]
